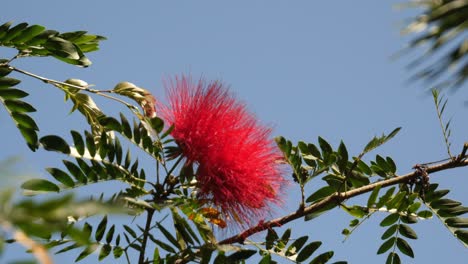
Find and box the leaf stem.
[8,65,141,114]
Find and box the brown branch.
[219,157,468,245]
[14,230,53,264]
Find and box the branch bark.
[218,157,468,245]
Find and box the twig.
[8,66,140,113]
[219,157,468,245]
[138,209,155,264]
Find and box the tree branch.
[138,209,155,264]
[219,157,468,245]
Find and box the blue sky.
[1,1,467,263]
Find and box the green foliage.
[1,11,467,263]
[260,229,345,263]
[432,89,453,158]
[0,67,39,150]
[402,0,468,88]
[0,21,105,66]
[423,183,468,247]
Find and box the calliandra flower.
[160,75,286,226]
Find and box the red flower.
[161,75,285,225]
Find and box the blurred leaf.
[98,244,111,261]
[21,179,59,193]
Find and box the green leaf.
[296,241,322,262]
[318,137,333,156]
[0,77,20,88]
[226,250,256,261]
[396,238,414,258]
[12,24,45,43]
[454,230,468,246]
[430,199,461,209]
[113,246,123,258]
[385,252,401,264]
[363,127,401,154]
[4,99,36,112]
[306,186,335,203]
[2,22,28,42]
[63,160,87,184]
[0,21,13,39]
[95,216,108,242]
[40,135,70,154]
[376,187,396,208]
[75,246,96,262]
[71,131,85,156]
[154,239,176,253]
[337,141,348,171]
[341,205,367,218]
[417,210,433,219]
[0,88,28,99]
[387,191,407,210]
[377,237,396,254]
[265,229,278,250]
[46,167,75,187]
[259,254,272,264]
[367,185,382,208]
[437,206,468,217]
[106,225,115,244]
[100,116,121,132]
[305,203,336,221]
[153,247,160,264]
[399,224,417,239]
[286,236,308,256]
[123,225,136,238]
[445,217,468,228]
[407,202,421,214]
[280,228,291,243]
[120,113,132,138]
[84,131,96,157]
[157,223,180,249]
[98,244,111,261]
[19,126,39,150]
[21,179,59,192]
[309,251,334,264]
[381,224,398,240]
[11,112,38,130]
[380,213,399,227]
[425,189,449,202]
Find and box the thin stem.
[342,211,376,243]
[9,66,141,113]
[166,156,184,180]
[138,209,155,264]
[219,156,468,245]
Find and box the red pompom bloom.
[161,75,285,225]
